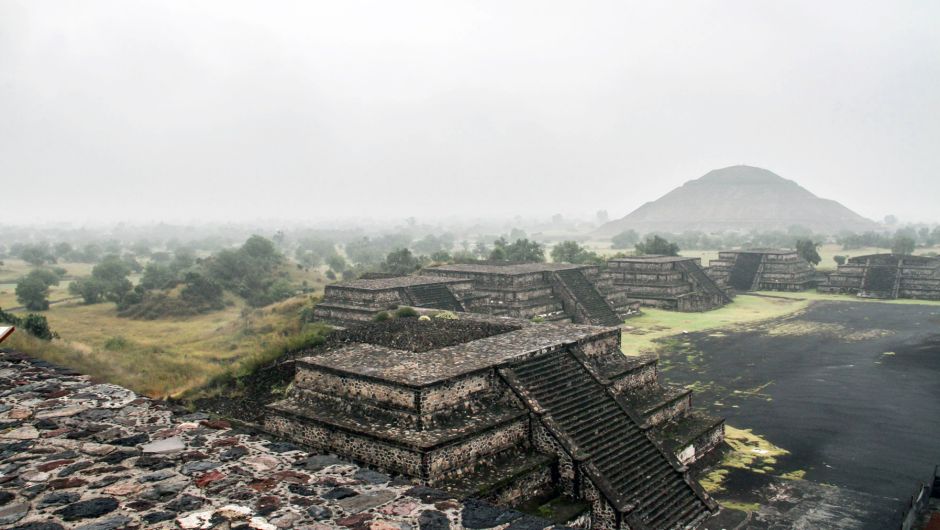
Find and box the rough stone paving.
[0,351,563,530]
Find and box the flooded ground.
[659,299,940,528]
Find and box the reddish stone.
[131,398,149,405]
[337,514,374,529]
[434,501,460,511]
[211,437,238,447]
[271,470,309,484]
[195,470,226,488]
[41,428,71,438]
[256,495,281,515]
[316,476,343,486]
[181,451,209,462]
[45,389,71,398]
[248,478,278,492]
[47,477,87,489]
[153,427,181,439]
[36,459,74,472]
[84,465,126,476]
[200,419,231,430]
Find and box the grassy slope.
[1,258,328,398]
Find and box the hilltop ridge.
[596,165,878,235]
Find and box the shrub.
[394,307,419,318]
[531,315,546,324]
[434,311,459,320]
[374,311,391,322]
[104,336,131,351]
[418,315,431,321]
[22,313,56,340]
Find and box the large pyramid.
[596,165,878,235]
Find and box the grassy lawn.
[620,294,812,355]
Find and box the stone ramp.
[673,261,731,304]
[553,269,622,326]
[501,349,712,529]
[728,253,763,291]
[405,283,465,312]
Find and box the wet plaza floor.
[658,300,940,528]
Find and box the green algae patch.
[781,469,807,480]
[721,501,760,513]
[699,425,789,493]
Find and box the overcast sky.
[1,1,938,225]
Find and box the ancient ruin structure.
[707,249,814,292]
[600,256,730,312]
[265,316,723,529]
[818,254,940,300]
[315,263,627,326]
[312,275,472,324]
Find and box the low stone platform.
[0,350,565,530]
[601,256,730,312]
[707,249,814,292]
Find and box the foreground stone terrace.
[307,322,613,387]
[0,350,565,530]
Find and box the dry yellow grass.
[5,293,320,398]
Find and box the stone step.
[503,349,709,528]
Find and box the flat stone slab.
[141,436,185,453]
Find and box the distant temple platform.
[818,253,940,300]
[707,249,815,292]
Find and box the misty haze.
[0,2,938,530]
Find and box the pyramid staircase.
[674,261,731,304]
[553,269,623,326]
[728,253,763,291]
[404,283,465,312]
[501,350,713,529]
[859,257,900,299]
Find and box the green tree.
[635,236,679,256]
[140,263,178,290]
[69,277,106,304]
[383,248,422,275]
[54,242,73,260]
[550,241,600,264]
[833,255,847,266]
[891,236,916,255]
[20,244,56,266]
[15,269,61,310]
[327,255,348,272]
[490,238,545,263]
[611,230,639,249]
[16,277,51,310]
[91,255,133,303]
[795,239,822,265]
[180,272,225,311]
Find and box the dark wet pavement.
[659,300,940,526]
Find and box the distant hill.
[595,165,878,236]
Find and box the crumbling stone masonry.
[313,275,474,325]
[707,249,814,292]
[600,257,730,312]
[265,317,724,529]
[818,254,940,300]
[316,263,628,326]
